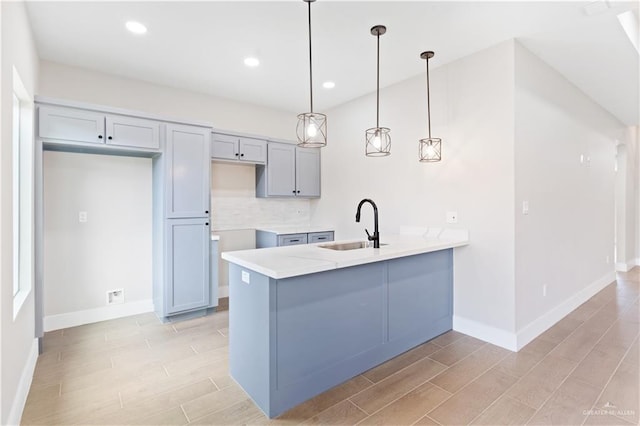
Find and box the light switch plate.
[79,211,88,223]
[241,270,250,284]
[522,201,529,215]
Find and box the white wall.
[623,126,638,267]
[210,161,311,296]
[43,152,152,317]
[513,42,622,333]
[0,1,39,424]
[311,40,518,343]
[38,61,305,313]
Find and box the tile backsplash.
[211,161,311,231]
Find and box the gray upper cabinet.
[165,124,211,218]
[211,133,266,164]
[256,142,320,198]
[105,116,160,150]
[38,105,160,151]
[296,148,321,197]
[165,218,210,315]
[39,106,105,144]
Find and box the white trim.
[6,338,38,426]
[635,258,640,267]
[616,262,633,272]
[515,271,615,350]
[43,299,154,332]
[453,316,517,352]
[218,285,229,298]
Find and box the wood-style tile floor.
[23,269,639,425]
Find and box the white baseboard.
[6,338,38,426]
[218,285,229,298]
[616,262,633,272]
[453,316,517,352]
[44,299,154,331]
[515,271,615,350]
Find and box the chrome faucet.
[355,199,380,248]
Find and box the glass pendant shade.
[366,127,391,156]
[297,0,327,148]
[419,51,441,162]
[366,25,390,157]
[297,112,327,147]
[419,137,442,162]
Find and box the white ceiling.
[25,1,639,125]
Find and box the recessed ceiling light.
[126,21,147,35]
[322,81,336,89]
[244,57,260,67]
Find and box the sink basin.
[318,241,387,251]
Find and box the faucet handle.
[365,229,373,241]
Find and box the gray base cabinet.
[165,219,211,315]
[256,142,320,198]
[256,230,334,248]
[228,249,453,417]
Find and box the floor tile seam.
[440,352,520,425]
[410,414,443,426]
[579,333,640,426]
[620,335,639,367]
[360,374,375,385]
[349,372,446,418]
[427,348,513,394]
[358,349,450,389]
[180,404,191,423]
[120,377,219,411]
[186,397,252,424]
[526,311,625,425]
[427,342,488,368]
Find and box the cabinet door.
[239,138,266,163]
[266,143,296,197]
[295,147,321,198]
[211,133,239,160]
[106,116,160,150]
[165,219,210,314]
[165,124,211,218]
[309,231,334,243]
[39,106,105,144]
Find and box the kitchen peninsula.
[221,230,469,417]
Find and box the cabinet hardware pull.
[317,237,326,240]
[108,136,113,140]
[205,222,209,226]
[98,135,103,139]
[297,190,301,194]
[205,210,209,214]
[235,153,239,156]
[292,190,296,194]
[240,153,244,157]
[290,239,299,242]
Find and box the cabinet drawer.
[278,234,308,246]
[309,232,334,243]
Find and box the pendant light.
[296,0,327,148]
[365,25,391,157]
[419,51,441,162]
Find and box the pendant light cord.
[376,32,380,128]
[426,56,431,138]
[308,1,314,113]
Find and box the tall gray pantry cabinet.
[153,124,213,318]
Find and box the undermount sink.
[318,241,388,251]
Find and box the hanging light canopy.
[365,25,391,157]
[296,0,327,148]
[419,51,441,162]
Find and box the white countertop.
[221,229,469,279]
[255,226,334,235]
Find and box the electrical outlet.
[522,201,529,215]
[446,211,458,224]
[106,289,124,305]
[542,284,547,297]
[79,211,88,223]
[241,270,250,284]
